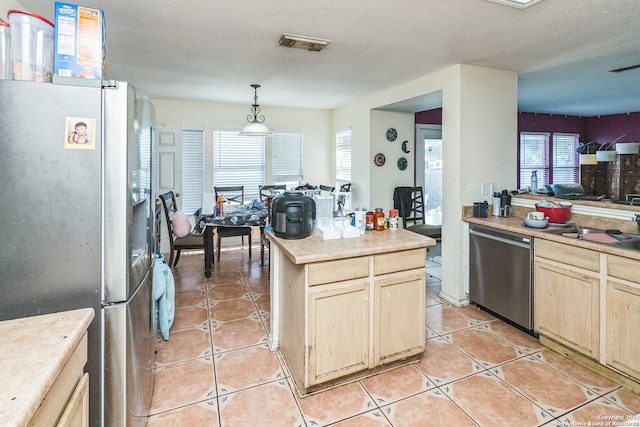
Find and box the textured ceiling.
[16,0,640,116]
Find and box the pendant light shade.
[238,84,272,137]
[579,154,597,165]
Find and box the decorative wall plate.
[373,153,386,167]
[386,128,397,142]
[401,140,410,153]
[397,157,408,171]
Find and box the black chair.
[158,191,208,267]
[214,185,252,261]
[395,186,442,240]
[259,185,286,266]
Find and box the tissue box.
[54,2,106,80]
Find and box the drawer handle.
[386,292,391,299]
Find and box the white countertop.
[0,308,94,427]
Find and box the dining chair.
[158,191,208,267]
[214,185,252,261]
[259,185,286,266]
[396,186,442,240]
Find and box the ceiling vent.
[278,33,330,52]
[609,64,640,73]
[485,0,544,9]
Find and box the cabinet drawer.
[308,256,370,286]
[374,248,426,276]
[535,239,599,272]
[607,255,640,284]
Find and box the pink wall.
[586,112,640,143]
[416,108,639,144]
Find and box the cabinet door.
[308,281,370,386]
[606,280,640,379]
[534,260,599,358]
[374,273,426,366]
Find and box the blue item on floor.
[153,250,175,340]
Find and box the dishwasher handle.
[469,228,531,250]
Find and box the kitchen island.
[266,229,435,395]
[0,308,94,427]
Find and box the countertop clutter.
[0,308,94,427]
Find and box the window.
[273,131,303,187]
[336,129,352,184]
[552,133,579,184]
[519,132,579,188]
[181,128,205,214]
[213,129,265,201]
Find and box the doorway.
[415,125,442,226]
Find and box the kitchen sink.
[541,226,640,248]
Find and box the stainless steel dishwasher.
[469,223,535,334]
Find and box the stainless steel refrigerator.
[0,79,155,426]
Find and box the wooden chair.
[396,186,442,240]
[214,185,252,261]
[259,185,286,266]
[158,191,208,267]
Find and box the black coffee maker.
[498,189,512,217]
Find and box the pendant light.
[238,84,272,137]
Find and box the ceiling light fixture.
[278,33,330,52]
[238,84,271,137]
[485,0,544,9]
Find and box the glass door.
[415,125,442,226]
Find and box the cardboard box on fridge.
[54,2,106,80]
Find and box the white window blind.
[273,131,303,183]
[336,129,352,182]
[213,129,265,201]
[181,128,205,215]
[520,132,549,187]
[552,133,579,184]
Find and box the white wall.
[152,99,333,192]
[332,64,518,305]
[369,110,415,212]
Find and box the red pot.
[535,206,572,224]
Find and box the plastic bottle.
[530,171,538,193]
[217,195,224,217]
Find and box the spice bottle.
[366,212,374,230]
[388,209,399,229]
[373,208,386,231]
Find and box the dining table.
[193,201,269,277]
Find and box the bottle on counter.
[530,170,538,193]
[373,208,386,231]
[366,212,374,230]
[388,209,399,229]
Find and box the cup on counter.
[527,211,545,221]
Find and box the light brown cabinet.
[275,247,427,395]
[30,332,89,427]
[534,260,600,358]
[606,255,640,380]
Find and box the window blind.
[273,131,303,183]
[520,132,549,187]
[181,128,205,215]
[336,129,352,182]
[213,129,265,201]
[552,133,579,184]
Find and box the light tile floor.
[147,244,640,427]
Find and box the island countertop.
[266,228,436,264]
[0,308,94,427]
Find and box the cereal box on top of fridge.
[54,2,106,80]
